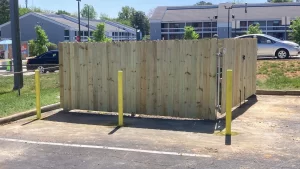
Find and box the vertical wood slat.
[130,42,137,114]
[87,43,94,110]
[202,40,210,116]
[58,43,64,109]
[79,43,87,110]
[146,41,156,115]
[92,43,99,110]
[140,42,147,114]
[166,40,174,116]
[63,43,70,110]
[172,40,180,117]
[196,40,204,118]
[73,43,80,109]
[100,43,109,111]
[178,40,186,117]
[209,39,217,120]
[69,43,76,109]
[253,39,257,95]
[156,41,163,115]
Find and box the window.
[64,30,70,41]
[80,31,83,36]
[161,23,168,28]
[84,31,89,36]
[256,36,273,44]
[41,52,56,58]
[169,23,185,28]
[90,31,93,36]
[248,21,266,27]
[267,20,281,26]
[203,22,211,28]
[240,21,247,27]
[161,34,168,40]
[64,30,69,36]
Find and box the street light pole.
[88,5,90,38]
[225,6,233,38]
[76,0,81,42]
[10,0,23,91]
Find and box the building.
[0,12,137,44]
[150,2,300,40]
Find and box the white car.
[235,34,300,59]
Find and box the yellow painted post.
[226,69,233,136]
[118,71,124,126]
[35,69,41,119]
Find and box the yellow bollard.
[35,69,41,119]
[225,69,233,136]
[118,71,123,126]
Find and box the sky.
[19,0,266,18]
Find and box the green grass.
[257,61,300,90]
[0,73,60,117]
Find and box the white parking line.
[0,137,211,158]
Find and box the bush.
[47,43,57,50]
[28,39,37,57]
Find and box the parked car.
[26,50,59,73]
[235,34,300,59]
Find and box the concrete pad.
[0,95,300,168]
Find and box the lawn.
[257,60,300,90]
[0,73,60,117]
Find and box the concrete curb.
[0,103,60,125]
[256,90,300,96]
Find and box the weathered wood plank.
[69,43,75,109]
[196,40,204,118]
[146,41,156,115]
[79,43,88,110]
[208,39,217,120]
[178,40,186,117]
[63,43,70,110]
[58,43,64,109]
[87,43,94,110]
[156,41,163,115]
[172,40,180,117]
[166,40,174,117]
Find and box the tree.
[270,0,293,2]
[19,7,31,16]
[247,24,263,34]
[184,26,199,39]
[99,13,111,20]
[92,23,112,42]
[0,0,9,25]
[118,6,135,21]
[81,4,97,19]
[56,10,71,16]
[131,11,150,37]
[34,25,49,55]
[289,18,300,44]
[194,1,213,5]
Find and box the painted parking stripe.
[0,137,211,158]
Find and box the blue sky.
[19,0,265,18]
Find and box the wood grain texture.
[58,40,257,120]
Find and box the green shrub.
[47,43,58,50]
[28,39,37,57]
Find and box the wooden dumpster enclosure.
[59,38,257,120]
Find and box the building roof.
[41,13,89,31]
[0,12,135,33]
[150,2,300,22]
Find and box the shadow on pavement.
[216,95,258,131]
[43,111,217,134]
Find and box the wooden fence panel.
[221,38,257,114]
[59,39,257,120]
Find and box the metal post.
[235,19,237,37]
[35,70,41,119]
[285,16,287,40]
[211,19,213,38]
[118,71,124,126]
[77,0,81,42]
[10,0,23,91]
[225,70,233,136]
[88,5,90,38]
[225,6,232,38]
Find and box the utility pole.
[10,0,23,91]
[76,0,81,42]
[225,5,233,38]
[88,5,90,38]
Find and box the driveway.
[0,95,299,168]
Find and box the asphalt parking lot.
[0,95,300,169]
